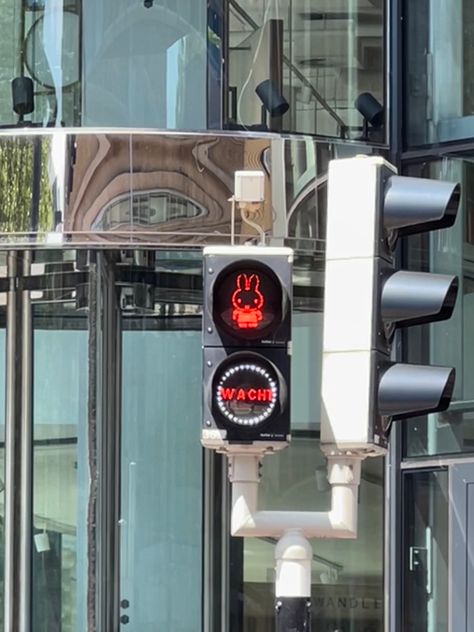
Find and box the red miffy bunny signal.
[231,273,264,329]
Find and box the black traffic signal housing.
[201,246,293,453]
[320,156,460,455]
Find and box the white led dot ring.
[215,362,278,427]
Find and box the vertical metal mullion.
[19,250,33,632]
[4,250,32,632]
[4,252,19,632]
[203,449,214,632]
[221,458,230,632]
[387,422,402,632]
[268,19,284,133]
[110,255,122,631]
[86,251,100,632]
[388,0,403,165]
[96,252,122,632]
[222,0,230,127]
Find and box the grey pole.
[19,250,33,632]
[4,252,20,632]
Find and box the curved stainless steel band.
[0,129,368,251]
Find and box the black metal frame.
[93,252,123,631]
[394,0,474,628]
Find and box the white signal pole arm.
[228,454,362,539]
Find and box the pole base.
[275,597,311,632]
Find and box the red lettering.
[258,389,273,402]
[219,386,274,403]
[257,389,267,401]
[219,387,236,400]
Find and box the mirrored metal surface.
[0,129,372,252]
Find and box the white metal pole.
[227,453,362,632]
[228,454,362,538]
[275,530,312,632]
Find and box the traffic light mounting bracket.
[226,451,363,632]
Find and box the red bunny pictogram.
[231,273,265,329]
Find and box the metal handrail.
[229,0,346,135]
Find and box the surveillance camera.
[354,92,384,128]
[144,0,153,7]
[255,80,289,117]
[11,76,34,116]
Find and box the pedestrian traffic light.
[201,245,293,453]
[320,156,460,455]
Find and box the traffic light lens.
[213,356,279,427]
[213,263,282,340]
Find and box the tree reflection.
[0,137,52,234]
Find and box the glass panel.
[31,251,89,632]
[119,257,203,631]
[402,469,449,632]
[82,0,207,128]
[292,313,323,431]
[227,0,385,139]
[404,0,474,146]
[0,0,22,127]
[0,0,207,128]
[235,436,384,631]
[0,0,384,138]
[403,159,474,457]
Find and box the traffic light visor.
[384,176,460,236]
[378,363,455,419]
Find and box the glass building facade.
[0,0,385,137]
[0,1,470,632]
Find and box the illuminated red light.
[231,273,265,329]
[214,358,279,426]
[219,386,274,402]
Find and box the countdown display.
[212,263,282,340]
[213,356,279,427]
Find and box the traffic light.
[320,156,460,455]
[201,245,293,453]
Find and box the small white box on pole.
[234,170,265,202]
